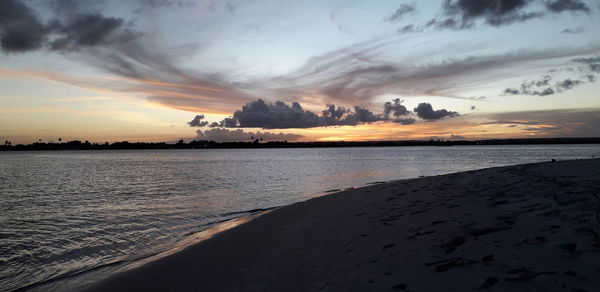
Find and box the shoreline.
[3,139,600,152]
[86,159,600,291]
[27,209,275,292]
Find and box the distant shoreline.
[2,137,600,151]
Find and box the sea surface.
[1,145,600,291]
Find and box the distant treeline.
[1,137,600,151]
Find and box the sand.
[86,159,600,291]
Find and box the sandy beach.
[86,159,600,291]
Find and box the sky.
[1,0,599,143]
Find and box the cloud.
[439,0,543,28]
[142,0,190,8]
[502,55,600,96]
[562,26,584,34]
[383,98,410,119]
[385,3,416,22]
[430,0,592,29]
[479,120,540,125]
[413,103,459,120]
[0,0,136,53]
[397,24,423,34]
[0,0,48,52]
[48,13,137,51]
[195,128,303,142]
[188,114,209,127]
[202,99,455,129]
[393,118,417,125]
[555,78,583,91]
[573,56,600,72]
[426,17,460,29]
[212,99,384,129]
[503,83,555,96]
[545,0,590,13]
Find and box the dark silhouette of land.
[1,137,600,151]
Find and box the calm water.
[1,145,600,291]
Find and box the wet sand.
[86,159,600,291]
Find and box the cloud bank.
[189,99,457,129]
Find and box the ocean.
[1,145,599,291]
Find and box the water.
[1,145,599,291]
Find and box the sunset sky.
[1,0,599,143]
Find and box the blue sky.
[1,0,600,143]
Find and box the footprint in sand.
[478,277,499,289]
[382,243,395,250]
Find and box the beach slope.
[87,159,600,291]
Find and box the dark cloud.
[573,56,600,72]
[188,114,209,127]
[431,0,592,29]
[413,103,459,120]
[195,128,303,142]
[426,17,460,29]
[555,78,583,91]
[201,99,456,129]
[212,99,383,129]
[561,26,584,34]
[546,0,590,13]
[48,13,136,51]
[0,0,48,52]
[385,3,416,22]
[443,0,531,18]
[397,24,423,34]
[485,11,545,26]
[0,0,136,53]
[393,118,417,125]
[383,98,410,119]
[470,105,477,110]
[503,83,555,96]
[440,0,543,27]
[225,99,322,128]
